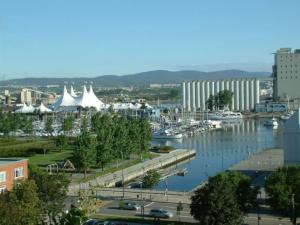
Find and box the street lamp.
[120,151,125,199]
[292,193,296,225]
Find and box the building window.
[14,167,24,178]
[0,186,6,193]
[0,171,6,182]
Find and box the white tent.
[52,86,76,110]
[88,85,105,110]
[36,103,52,113]
[70,86,78,97]
[16,103,35,113]
[52,85,105,111]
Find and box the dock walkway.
[68,149,195,195]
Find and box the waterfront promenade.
[68,149,196,195]
[229,148,283,171]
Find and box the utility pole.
[292,193,296,225]
[121,151,125,199]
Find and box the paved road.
[98,200,195,223]
[96,200,293,225]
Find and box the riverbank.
[68,149,196,195]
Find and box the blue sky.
[0,0,299,79]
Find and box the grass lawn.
[28,149,73,167]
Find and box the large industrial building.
[182,78,260,112]
[273,48,300,101]
[283,109,300,164]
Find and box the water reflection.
[152,119,282,191]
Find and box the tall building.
[19,88,32,104]
[182,78,260,112]
[273,48,300,100]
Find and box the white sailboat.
[264,117,279,127]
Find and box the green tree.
[0,180,40,225]
[112,116,128,163]
[206,90,234,111]
[56,134,68,152]
[73,123,96,178]
[138,117,152,160]
[127,118,140,156]
[206,94,215,111]
[45,117,54,136]
[190,181,243,225]
[30,165,70,225]
[94,114,113,170]
[169,88,181,101]
[210,172,258,212]
[265,166,300,225]
[190,171,258,225]
[60,205,88,225]
[142,170,160,199]
[62,115,74,136]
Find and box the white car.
[149,208,173,218]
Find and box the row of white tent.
[52,85,105,111]
[16,85,152,113]
[16,102,52,113]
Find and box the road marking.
[144,202,154,207]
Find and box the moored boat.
[153,129,183,139]
[264,117,279,126]
[208,111,243,120]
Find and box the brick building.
[0,158,28,192]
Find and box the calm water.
[152,119,283,191]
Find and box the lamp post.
[292,193,296,225]
[120,151,125,199]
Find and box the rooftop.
[0,158,28,166]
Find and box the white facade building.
[182,78,260,112]
[284,109,300,164]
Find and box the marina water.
[152,118,283,191]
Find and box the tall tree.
[142,170,160,199]
[112,116,128,161]
[73,121,96,178]
[138,117,152,160]
[190,171,257,225]
[45,116,54,136]
[265,166,300,225]
[29,165,70,224]
[94,114,113,170]
[190,181,243,225]
[56,134,68,152]
[0,180,40,225]
[62,115,75,136]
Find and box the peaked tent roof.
[74,85,91,108]
[70,86,78,97]
[16,103,35,113]
[52,86,75,110]
[36,103,52,113]
[88,85,105,109]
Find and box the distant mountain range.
[0,70,271,87]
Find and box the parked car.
[149,208,173,218]
[127,181,147,189]
[119,201,141,210]
[84,220,116,225]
